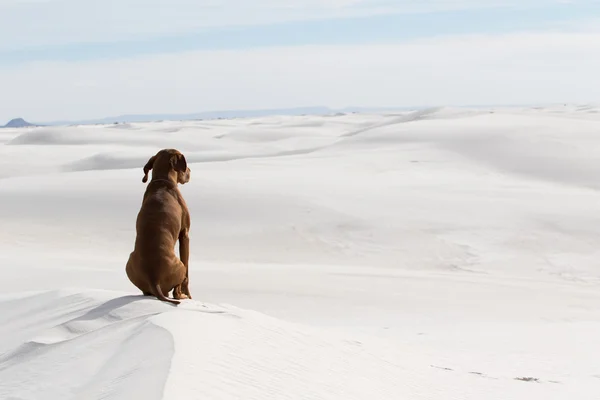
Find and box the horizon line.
[5,101,593,127]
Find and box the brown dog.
[126,148,192,305]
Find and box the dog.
[126,148,192,305]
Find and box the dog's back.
[134,183,183,272]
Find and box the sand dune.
[1,106,600,399]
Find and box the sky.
[0,0,599,122]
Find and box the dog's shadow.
[74,294,237,324]
[72,295,166,323]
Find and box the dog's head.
[142,148,191,185]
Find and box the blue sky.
[0,0,599,122]
[1,1,597,63]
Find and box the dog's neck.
[149,178,177,186]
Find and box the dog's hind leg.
[126,253,150,295]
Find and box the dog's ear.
[171,153,187,172]
[142,155,156,183]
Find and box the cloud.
[554,16,600,32]
[0,0,584,50]
[1,31,598,122]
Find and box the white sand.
[1,106,600,399]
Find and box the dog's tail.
[153,283,180,305]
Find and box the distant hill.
[2,118,36,128]
[40,106,414,126]
[8,103,562,128]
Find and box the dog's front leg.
[176,228,191,299]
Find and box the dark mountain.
[2,118,36,128]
